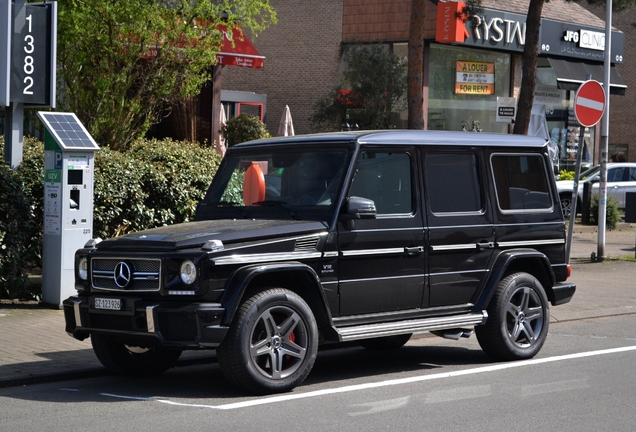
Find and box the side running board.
[335,311,488,342]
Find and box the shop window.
[427,44,510,133]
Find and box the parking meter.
[37,112,99,307]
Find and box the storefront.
[432,1,626,169]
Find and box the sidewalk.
[1,223,634,388]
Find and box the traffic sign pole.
[566,79,606,263]
[566,75,594,263]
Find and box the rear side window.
[425,153,483,214]
[491,154,552,211]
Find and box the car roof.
[233,130,548,149]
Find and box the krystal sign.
[435,2,625,63]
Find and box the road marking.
[100,345,636,410]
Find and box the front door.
[338,148,426,316]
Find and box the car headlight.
[78,257,88,280]
[180,260,197,284]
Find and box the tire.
[217,288,319,394]
[476,272,549,361]
[359,334,412,351]
[91,334,182,376]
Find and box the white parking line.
[100,345,636,410]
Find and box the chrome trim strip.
[428,223,493,230]
[146,306,157,333]
[429,268,488,277]
[337,311,488,341]
[341,247,405,257]
[349,227,423,233]
[495,221,564,228]
[340,274,425,284]
[213,251,322,266]
[73,301,82,328]
[430,243,476,251]
[322,251,339,258]
[497,239,565,247]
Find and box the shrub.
[558,169,575,181]
[219,114,271,147]
[0,137,43,299]
[93,138,222,238]
[588,194,621,229]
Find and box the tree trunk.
[513,0,545,135]
[407,0,426,130]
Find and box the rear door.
[422,150,494,309]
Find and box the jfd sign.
[564,29,605,51]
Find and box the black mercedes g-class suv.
[63,130,575,394]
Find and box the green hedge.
[0,137,222,299]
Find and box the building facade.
[220,0,633,164]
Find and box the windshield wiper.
[207,201,249,219]
[252,200,301,220]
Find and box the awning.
[216,26,265,69]
[548,58,626,95]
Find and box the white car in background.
[556,163,636,217]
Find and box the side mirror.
[344,196,377,219]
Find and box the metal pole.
[597,0,612,262]
[3,101,23,168]
[565,123,587,263]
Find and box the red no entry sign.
[574,80,606,127]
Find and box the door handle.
[477,242,494,251]
[405,246,424,255]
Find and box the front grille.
[158,312,199,341]
[91,257,161,292]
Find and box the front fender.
[473,248,556,311]
[219,262,334,330]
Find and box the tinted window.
[349,152,413,215]
[212,151,347,207]
[607,167,626,182]
[492,154,552,211]
[425,153,482,213]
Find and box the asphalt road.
[2,314,636,431]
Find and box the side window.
[425,153,482,214]
[491,154,552,211]
[630,168,636,182]
[607,167,626,182]
[349,152,413,215]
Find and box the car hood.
[95,219,328,251]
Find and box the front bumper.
[63,296,228,349]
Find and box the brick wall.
[342,0,437,42]
[586,5,635,162]
[221,0,344,135]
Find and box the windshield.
[200,148,350,220]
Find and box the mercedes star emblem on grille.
[114,262,132,288]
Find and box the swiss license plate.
[95,298,122,311]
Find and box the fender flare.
[473,248,556,311]
[219,262,334,331]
